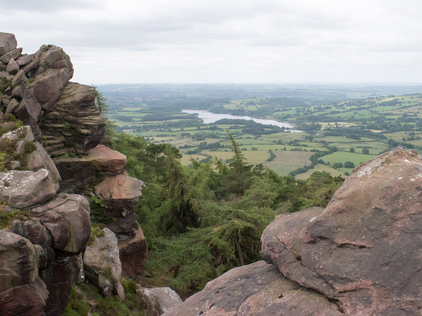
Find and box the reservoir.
[182,109,299,131]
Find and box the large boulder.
[261,149,422,315]
[41,82,106,155]
[137,286,182,316]
[164,260,343,316]
[0,169,58,208]
[84,228,125,300]
[14,86,42,127]
[30,193,91,254]
[0,32,17,56]
[29,45,73,110]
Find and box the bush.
[344,161,355,168]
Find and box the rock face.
[261,149,422,315]
[0,31,147,316]
[164,260,342,316]
[118,222,148,277]
[42,82,106,156]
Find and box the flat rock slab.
[0,169,58,208]
[96,174,145,203]
[86,144,127,175]
[164,260,343,316]
[261,149,422,315]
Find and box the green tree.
[350,147,355,153]
[344,161,355,168]
[362,148,369,154]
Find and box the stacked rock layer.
[0,32,147,316]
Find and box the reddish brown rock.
[119,222,148,277]
[40,254,81,316]
[14,86,42,126]
[30,194,91,254]
[29,45,73,110]
[95,174,145,234]
[0,231,38,292]
[164,260,343,316]
[6,57,19,74]
[41,83,106,155]
[0,277,48,316]
[261,149,422,315]
[86,144,127,175]
[53,145,127,192]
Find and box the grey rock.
[23,56,39,74]
[11,83,25,100]
[5,98,19,114]
[0,33,17,56]
[0,169,58,208]
[0,71,13,80]
[11,69,27,88]
[138,287,182,316]
[16,54,34,67]
[0,48,22,64]
[6,58,19,75]
[1,125,35,142]
[84,228,125,300]
[29,45,73,110]
[26,142,61,183]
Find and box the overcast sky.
[0,0,421,85]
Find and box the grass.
[322,151,375,166]
[265,151,313,176]
[295,164,344,180]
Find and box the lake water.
[182,109,300,131]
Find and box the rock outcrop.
[138,286,182,316]
[0,32,147,316]
[84,228,125,300]
[170,149,422,315]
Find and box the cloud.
[0,0,421,84]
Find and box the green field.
[105,90,422,179]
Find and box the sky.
[0,0,421,85]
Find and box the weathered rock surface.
[54,144,127,192]
[84,228,125,300]
[14,86,42,127]
[118,222,148,277]
[86,144,127,175]
[138,286,182,316]
[95,174,145,234]
[26,142,62,183]
[0,277,49,316]
[30,193,91,254]
[29,45,73,110]
[42,82,106,155]
[165,260,343,316]
[261,149,422,315]
[0,169,58,208]
[0,47,22,64]
[0,32,17,56]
